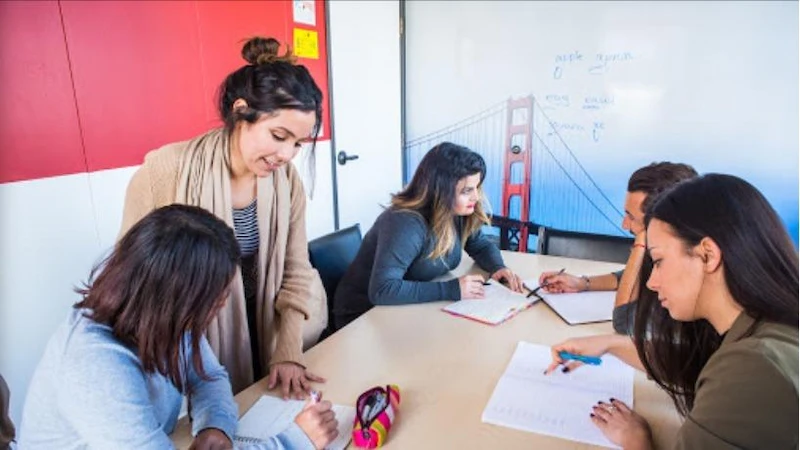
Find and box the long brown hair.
[75,205,241,392]
[634,174,798,416]
[392,142,490,260]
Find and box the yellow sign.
[293,28,319,60]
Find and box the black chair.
[489,215,541,253]
[308,224,362,340]
[538,226,633,264]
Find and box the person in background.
[537,162,697,334]
[333,142,524,330]
[120,36,327,398]
[546,174,798,449]
[0,375,14,450]
[19,205,338,450]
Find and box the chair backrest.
[538,226,633,263]
[308,224,362,336]
[489,215,541,253]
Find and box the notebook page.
[235,395,355,450]
[442,280,536,324]
[527,285,615,324]
[482,342,634,448]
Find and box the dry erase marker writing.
[558,351,602,366]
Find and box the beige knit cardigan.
[118,131,326,393]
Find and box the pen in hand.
[544,351,603,375]
[527,267,566,298]
[309,390,320,404]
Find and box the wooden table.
[172,252,681,449]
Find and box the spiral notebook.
[442,279,537,325]
[235,395,356,449]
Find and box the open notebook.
[482,342,635,449]
[526,282,615,325]
[442,279,537,325]
[235,395,356,450]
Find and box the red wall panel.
[1,0,332,183]
[195,1,331,139]
[0,1,87,183]
[60,1,209,173]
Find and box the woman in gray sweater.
[19,205,337,450]
[333,142,523,330]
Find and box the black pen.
[526,268,566,298]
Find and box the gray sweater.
[18,309,314,449]
[333,209,505,328]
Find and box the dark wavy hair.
[75,205,241,392]
[391,142,489,259]
[218,36,323,191]
[628,162,698,212]
[633,174,798,416]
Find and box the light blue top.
[18,308,314,449]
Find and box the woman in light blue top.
[19,205,338,450]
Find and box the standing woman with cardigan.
[333,142,525,330]
[119,37,326,398]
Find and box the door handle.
[337,151,360,166]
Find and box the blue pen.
[558,351,602,366]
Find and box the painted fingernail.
[610,397,616,402]
[597,401,603,405]
[590,413,595,417]
[561,367,570,373]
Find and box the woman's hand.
[268,362,326,400]
[294,397,339,450]
[189,428,232,450]
[591,399,653,450]
[537,271,585,293]
[491,267,524,293]
[545,335,613,374]
[459,274,486,299]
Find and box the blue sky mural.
[404,1,798,246]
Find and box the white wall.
[0,141,335,427]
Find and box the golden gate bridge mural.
[404,96,627,252]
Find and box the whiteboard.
[404,1,799,242]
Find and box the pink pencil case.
[352,385,401,448]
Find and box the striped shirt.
[233,200,259,257]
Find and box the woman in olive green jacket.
[548,174,798,450]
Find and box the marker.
[558,351,602,366]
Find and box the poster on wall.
[293,0,316,26]
[404,1,799,246]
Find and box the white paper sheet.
[235,395,355,450]
[526,283,615,324]
[442,279,537,325]
[482,342,635,449]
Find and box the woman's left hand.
[591,399,653,450]
[268,362,326,400]
[491,267,524,293]
[189,428,232,450]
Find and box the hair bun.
[241,36,297,65]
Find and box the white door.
[328,0,403,232]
